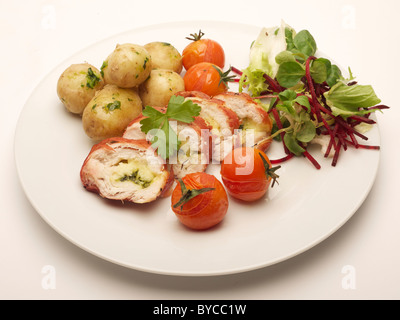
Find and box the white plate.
[14,21,380,276]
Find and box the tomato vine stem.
[173,179,215,211]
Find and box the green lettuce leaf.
[239,69,268,97]
[324,82,381,117]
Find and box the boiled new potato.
[101,43,152,88]
[82,84,142,140]
[144,42,182,74]
[139,69,185,107]
[57,63,104,115]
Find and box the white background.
[1,0,399,299]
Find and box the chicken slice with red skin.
[176,91,241,162]
[213,92,273,151]
[80,137,173,203]
[174,90,211,100]
[123,108,212,179]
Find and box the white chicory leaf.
[239,20,294,96]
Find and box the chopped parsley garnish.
[86,68,101,89]
[103,100,121,113]
[100,61,108,77]
[119,170,151,188]
[143,57,149,70]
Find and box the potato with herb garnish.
[144,42,183,74]
[57,63,104,115]
[82,84,142,141]
[101,43,152,88]
[139,69,185,107]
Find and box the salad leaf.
[294,95,311,112]
[315,58,342,87]
[310,59,327,84]
[293,30,317,58]
[324,82,381,117]
[326,64,342,87]
[248,23,288,78]
[278,89,298,101]
[276,61,305,88]
[285,27,296,51]
[239,20,293,95]
[239,69,268,97]
[238,23,387,169]
[274,89,317,150]
[296,113,316,143]
[275,50,296,64]
[276,28,340,87]
[277,90,311,114]
[277,101,297,117]
[284,133,305,156]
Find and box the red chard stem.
[368,105,389,111]
[349,115,376,125]
[263,74,284,93]
[270,153,294,164]
[231,66,243,76]
[303,150,321,170]
[271,108,290,154]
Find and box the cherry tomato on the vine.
[182,30,225,71]
[220,147,281,202]
[171,172,228,230]
[183,62,234,97]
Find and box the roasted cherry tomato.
[171,172,228,230]
[220,147,280,202]
[183,62,234,97]
[182,30,225,70]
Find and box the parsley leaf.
[150,120,180,160]
[141,106,167,133]
[165,95,202,123]
[139,95,201,159]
